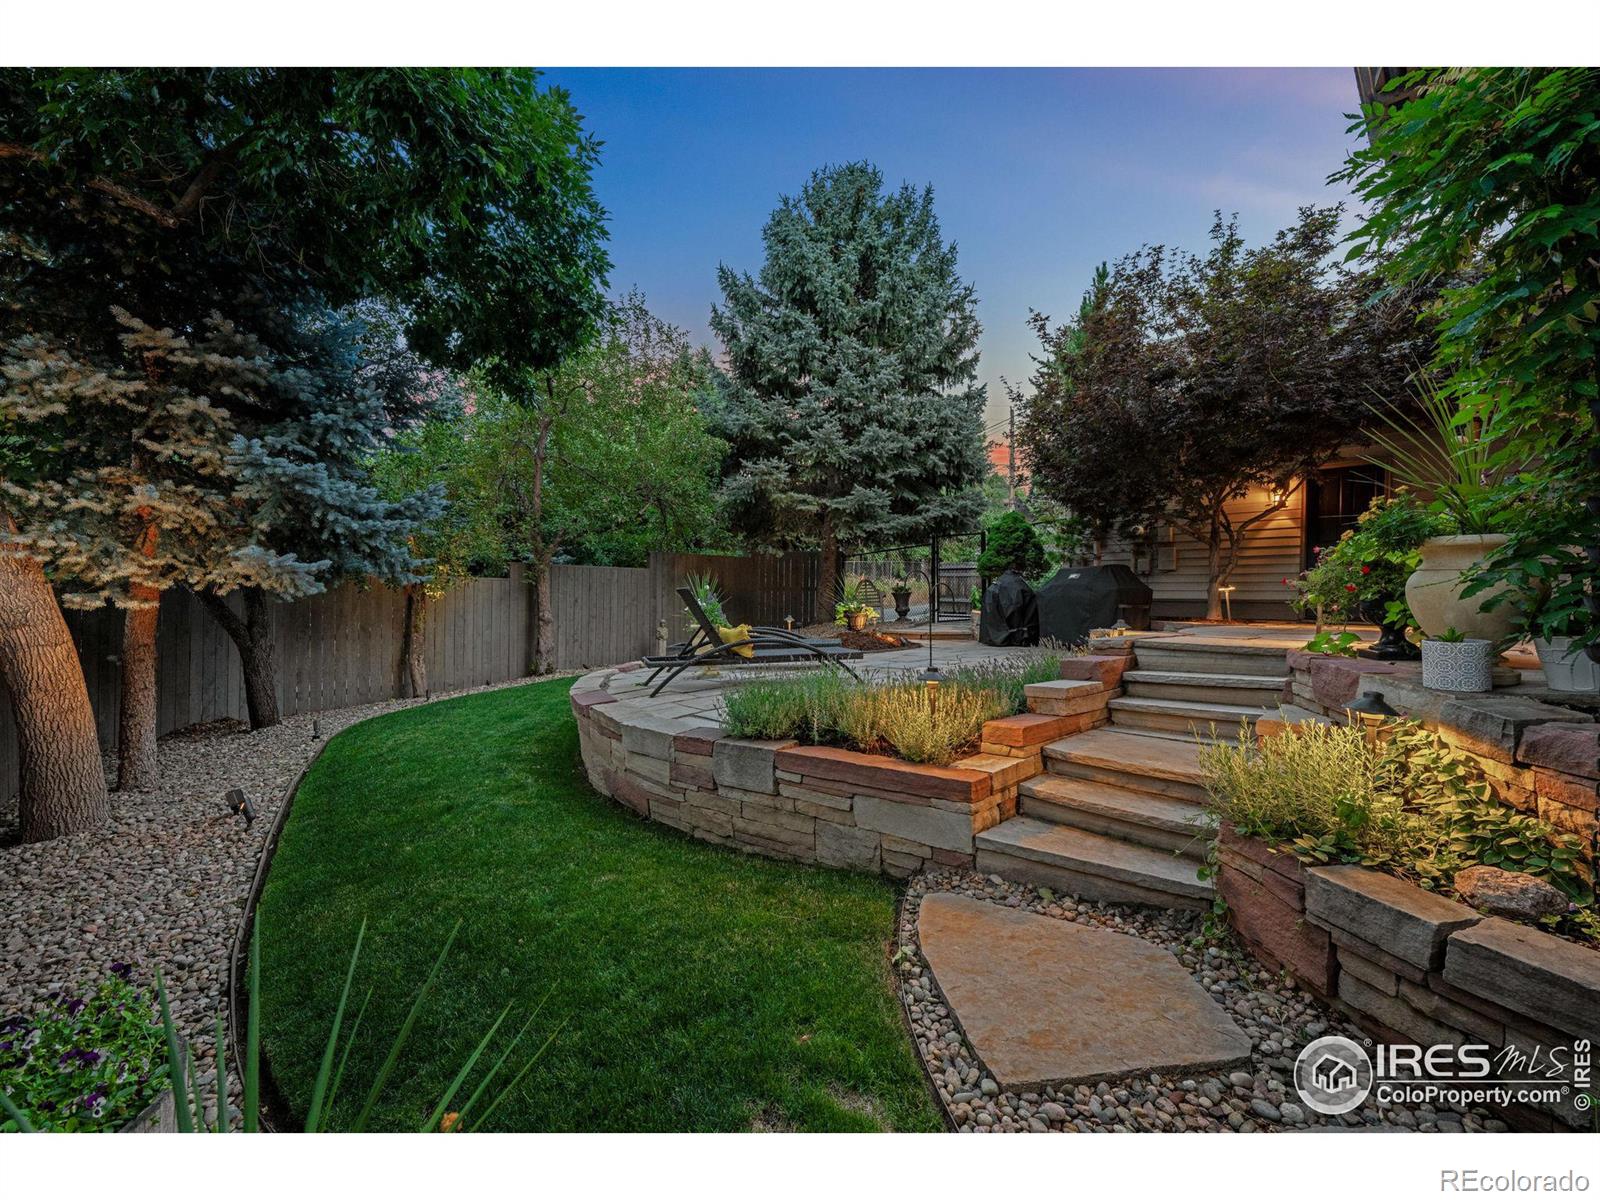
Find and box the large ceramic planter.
[1421,638,1494,693]
[1404,534,1517,643]
[1535,636,1600,693]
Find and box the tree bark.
[116,584,160,792]
[197,588,281,729]
[0,520,110,842]
[817,508,840,619]
[531,556,556,676]
[1203,514,1225,620]
[400,584,428,697]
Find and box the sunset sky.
[543,67,1367,429]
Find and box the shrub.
[976,511,1048,580]
[1200,720,1596,941]
[0,964,169,1132]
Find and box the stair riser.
[1132,648,1290,678]
[1021,795,1210,859]
[1111,709,1257,738]
[974,849,1211,911]
[1046,757,1208,804]
[1124,680,1287,707]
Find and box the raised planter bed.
[569,656,1125,880]
[1215,826,1335,998]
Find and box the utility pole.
[1006,404,1017,509]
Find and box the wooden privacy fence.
[0,550,818,800]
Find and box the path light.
[224,787,255,828]
[1217,585,1237,622]
[1345,690,1398,746]
[784,614,795,632]
[919,663,943,717]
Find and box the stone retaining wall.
[570,656,1125,879]
[1283,651,1599,841]
[1219,836,1599,1130]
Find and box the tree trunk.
[531,557,555,676]
[1203,515,1225,620]
[401,584,428,697]
[116,585,160,792]
[817,509,840,617]
[0,520,110,842]
[197,589,281,729]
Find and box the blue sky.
[541,68,1366,429]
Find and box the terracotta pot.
[847,610,868,632]
[1421,638,1494,692]
[1534,636,1600,693]
[1404,534,1518,643]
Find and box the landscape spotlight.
[1345,690,1398,744]
[224,787,255,828]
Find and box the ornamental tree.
[1022,209,1427,618]
[709,162,989,605]
[977,511,1049,580]
[1334,67,1600,651]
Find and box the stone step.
[1108,695,1268,738]
[976,817,1212,910]
[1122,669,1289,708]
[1132,644,1292,679]
[1043,727,1208,803]
[1020,774,1213,858]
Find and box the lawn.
[254,678,941,1132]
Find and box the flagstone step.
[1132,643,1292,679]
[1122,669,1289,708]
[1043,727,1207,803]
[976,818,1212,910]
[1108,695,1270,737]
[1020,774,1213,858]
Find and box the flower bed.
[721,649,1068,766]
[1200,721,1597,945]
[0,964,170,1132]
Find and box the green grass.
[255,678,940,1132]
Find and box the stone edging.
[570,656,1126,879]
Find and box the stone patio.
[917,891,1252,1091]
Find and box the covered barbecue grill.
[978,569,1040,646]
[1036,564,1153,646]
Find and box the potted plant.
[834,578,879,632]
[1421,627,1494,693]
[1365,383,1522,644]
[890,573,913,621]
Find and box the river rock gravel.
[898,869,1503,1134]
[0,676,563,1128]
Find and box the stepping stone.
[917,893,1251,1091]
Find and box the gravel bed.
[0,674,568,1128]
[897,869,1506,1134]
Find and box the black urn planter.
[891,588,912,620]
[1360,597,1420,661]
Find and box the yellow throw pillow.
[718,624,755,658]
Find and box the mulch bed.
[799,625,922,653]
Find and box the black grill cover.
[1036,564,1154,646]
[979,570,1040,647]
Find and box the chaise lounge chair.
[639,587,865,697]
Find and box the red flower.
[1360,565,1371,575]
[1281,577,1290,586]
[1344,583,1358,592]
